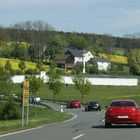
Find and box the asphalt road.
[1,104,140,140]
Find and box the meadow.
[13,84,140,108]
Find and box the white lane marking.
[63,113,77,123]
[72,134,84,140]
[0,126,43,138]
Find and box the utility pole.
[82,50,86,74]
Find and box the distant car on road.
[30,97,41,104]
[67,100,81,108]
[105,99,140,128]
[85,101,101,111]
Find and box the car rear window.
[90,102,98,104]
[111,101,136,107]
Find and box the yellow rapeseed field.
[99,54,128,64]
[0,58,49,71]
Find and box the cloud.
[1,0,140,36]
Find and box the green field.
[42,85,140,107]
[13,84,140,108]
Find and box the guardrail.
[41,98,69,104]
[30,102,53,110]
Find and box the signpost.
[22,80,29,127]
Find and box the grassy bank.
[0,107,71,135]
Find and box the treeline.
[1,21,140,75]
[1,21,140,62]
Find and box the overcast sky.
[1,0,140,37]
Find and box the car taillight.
[109,108,112,111]
[106,108,112,114]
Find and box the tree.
[72,74,92,102]
[68,34,87,50]
[86,61,98,74]
[0,66,21,120]
[4,60,12,74]
[0,66,13,96]
[74,63,83,74]
[36,60,43,71]
[11,43,29,60]
[47,69,63,100]
[45,35,66,60]
[18,60,26,71]
[128,49,140,75]
[28,75,43,97]
[25,75,43,118]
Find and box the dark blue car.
[85,101,101,111]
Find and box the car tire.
[105,122,112,128]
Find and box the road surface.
[1,104,140,140]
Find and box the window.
[111,101,136,107]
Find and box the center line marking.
[72,134,84,140]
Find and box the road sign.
[23,89,29,96]
[23,97,29,105]
[24,81,29,87]
[23,81,29,105]
[22,80,29,127]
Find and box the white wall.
[97,62,110,71]
[11,74,138,86]
[74,57,83,64]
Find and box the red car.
[105,100,140,128]
[67,100,81,108]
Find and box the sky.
[1,0,140,37]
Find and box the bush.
[13,69,24,75]
[55,69,64,75]
[25,68,35,75]
[74,63,83,74]
[0,98,21,120]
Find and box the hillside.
[0,58,49,71]
[99,54,128,64]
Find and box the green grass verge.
[0,107,71,135]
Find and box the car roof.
[111,99,135,103]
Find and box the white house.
[65,48,93,64]
[89,57,110,71]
